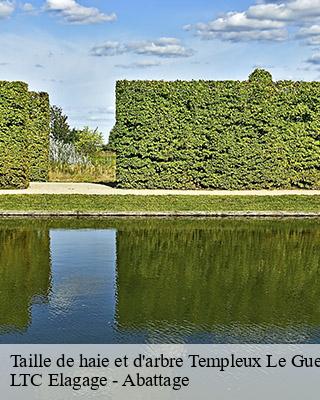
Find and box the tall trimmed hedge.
[0,82,30,188]
[110,69,320,189]
[28,92,50,181]
[0,82,50,188]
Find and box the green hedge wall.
[28,92,50,181]
[0,82,30,189]
[110,69,320,189]
[0,82,49,188]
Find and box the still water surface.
[0,218,319,343]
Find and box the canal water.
[0,218,319,343]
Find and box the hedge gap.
[110,69,320,189]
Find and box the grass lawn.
[0,194,319,212]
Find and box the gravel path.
[0,182,320,196]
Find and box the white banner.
[1,344,320,399]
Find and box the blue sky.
[1,0,320,140]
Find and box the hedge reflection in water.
[0,218,319,342]
[0,227,51,332]
[116,219,320,340]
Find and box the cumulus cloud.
[247,3,292,21]
[91,38,194,58]
[288,0,320,19]
[184,10,287,42]
[297,24,320,44]
[184,0,320,43]
[246,0,320,22]
[45,0,116,24]
[299,25,320,36]
[129,38,194,57]
[201,11,285,31]
[0,1,14,19]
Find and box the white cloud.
[184,9,287,42]
[306,52,320,64]
[129,38,194,57]
[201,29,287,42]
[299,25,320,36]
[90,41,125,56]
[0,1,14,19]
[247,0,320,22]
[247,3,292,21]
[204,11,285,31]
[297,24,320,44]
[22,3,34,12]
[184,11,287,42]
[184,0,320,43]
[45,0,116,24]
[115,60,162,69]
[289,0,320,18]
[21,2,41,15]
[91,38,194,58]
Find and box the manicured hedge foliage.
[110,69,320,189]
[28,92,50,181]
[0,82,50,188]
[0,81,30,188]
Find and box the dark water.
[0,218,319,344]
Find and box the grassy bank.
[0,194,319,212]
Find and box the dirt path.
[0,182,319,196]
